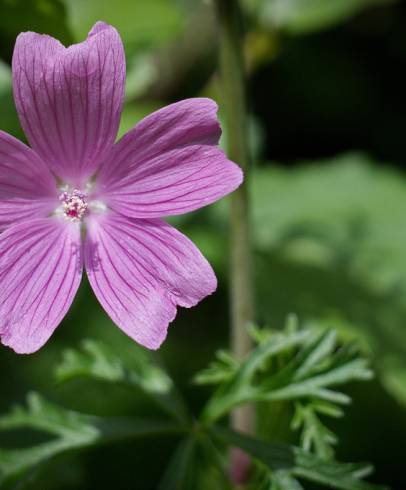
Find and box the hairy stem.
[214,0,255,483]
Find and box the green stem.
[214,0,255,481]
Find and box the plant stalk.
[214,0,255,483]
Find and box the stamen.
[59,189,88,222]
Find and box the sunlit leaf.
[201,323,372,422]
[292,402,339,459]
[56,339,190,423]
[193,350,239,386]
[270,471,304,490]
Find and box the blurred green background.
[1,0,406,488]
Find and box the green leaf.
[193,350,239,386]
[159,437,198,490]
[294,329,337,380]
[56,339,189,423]
[201,324,372,422]
[270,471,304,490]
[159,434,230,490]
[0,393,182,487]
[199,330,303,421]
[56,339,170,392]
[258,0,393,35]
[292,402,338,459]
[213,426,387,490]
[260,357,372,403]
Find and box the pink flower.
[0,22,242,354]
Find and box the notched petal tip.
[188,96,219,113]
[173,97,222,141]
[14,31,59,44]
[142,273,217,351]
[88,21,115,37]
[14,29,66,51]
[129,269,217,352]
[232,162,244,189]
[0,334,42,355]
[85,216,218,352]
[140,325,170,351]
[12,18,126,183]
[13,21,117,55]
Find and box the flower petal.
[0,130,57,231]
[84,214,217,349]
[98,98,222,184]
[12,21,125,184]
[96,98,243,218]
[0,218,83,354]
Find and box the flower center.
[59,189,88,222]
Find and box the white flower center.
[59,189,88,222]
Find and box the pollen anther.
[59,189,88,222]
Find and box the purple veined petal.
[84,213,217,349]
[0,218,83,354]
[12,21,125,185]
[95,98,243,218]
[97,98,223,185]
[0,130,58,231]
[98,144,243,217]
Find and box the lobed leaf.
[270,471,304,490]
[0,393,182,488]
[194,350,240,386]
[292,402,338,459]
[213,426,388,490]
[56,339,189,422]
[159,431,230,490]
[201,324,372,422]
